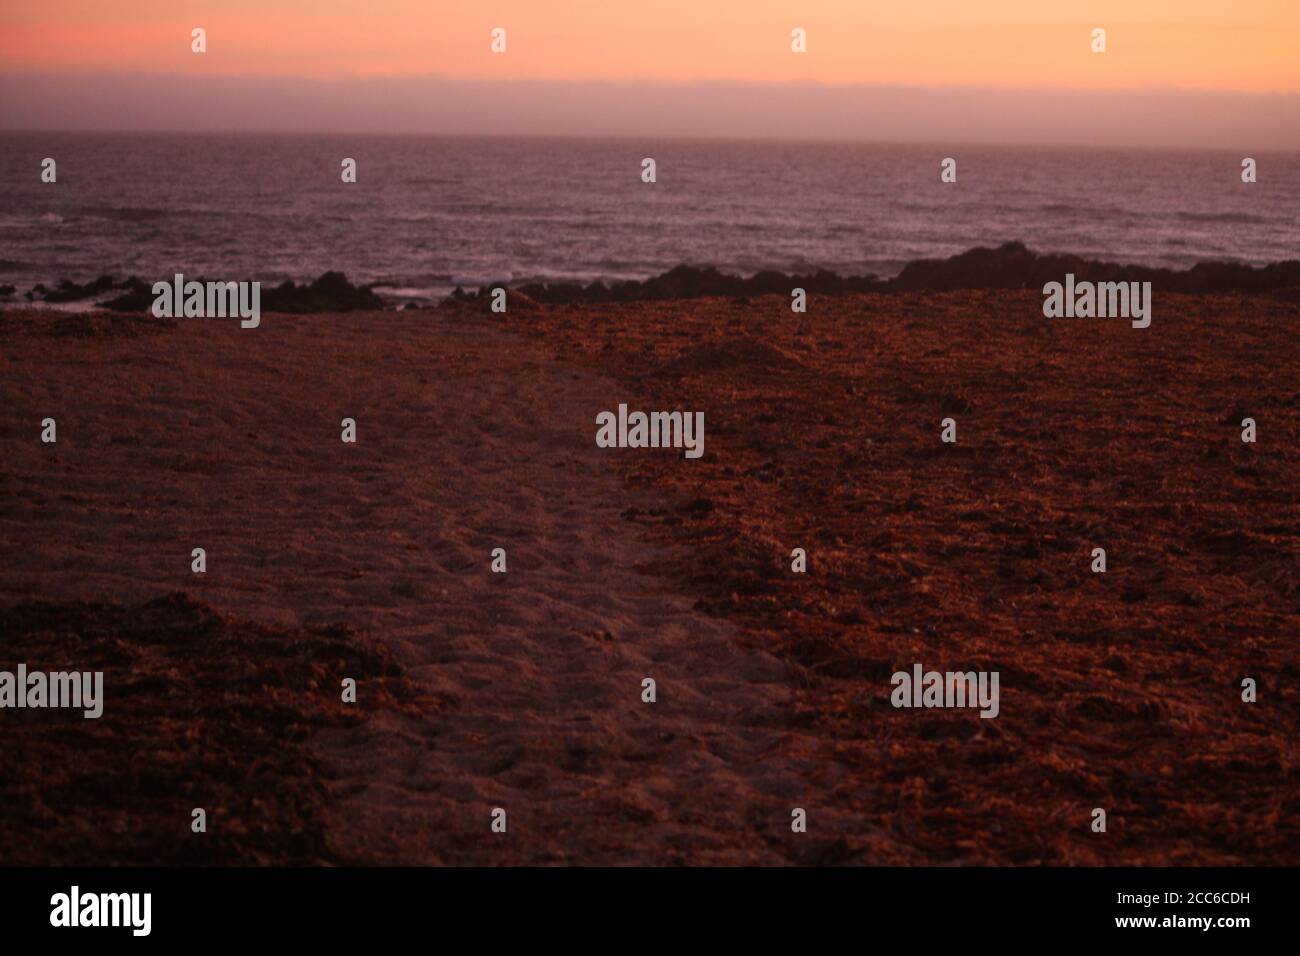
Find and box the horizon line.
[4,128,1300,155]
[10,69,1300,98]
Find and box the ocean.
[2,133,1298,305]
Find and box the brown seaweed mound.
[658,336,806,378]
[0,593,416,865]
[518,289,1300,865]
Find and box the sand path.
[0,309,876,864]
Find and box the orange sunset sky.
[3,0,1299,91]
[2,1,1299,144]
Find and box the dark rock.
[261,271,385,313]
[96,271,385,314]
[97,278,155,312]
[892,240,1300,295]
[44,274,118,303]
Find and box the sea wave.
[1175,211,1268,224]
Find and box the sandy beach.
[1,291,1297,865]
[0,306,866,864]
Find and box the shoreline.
[5,241,1300,313]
